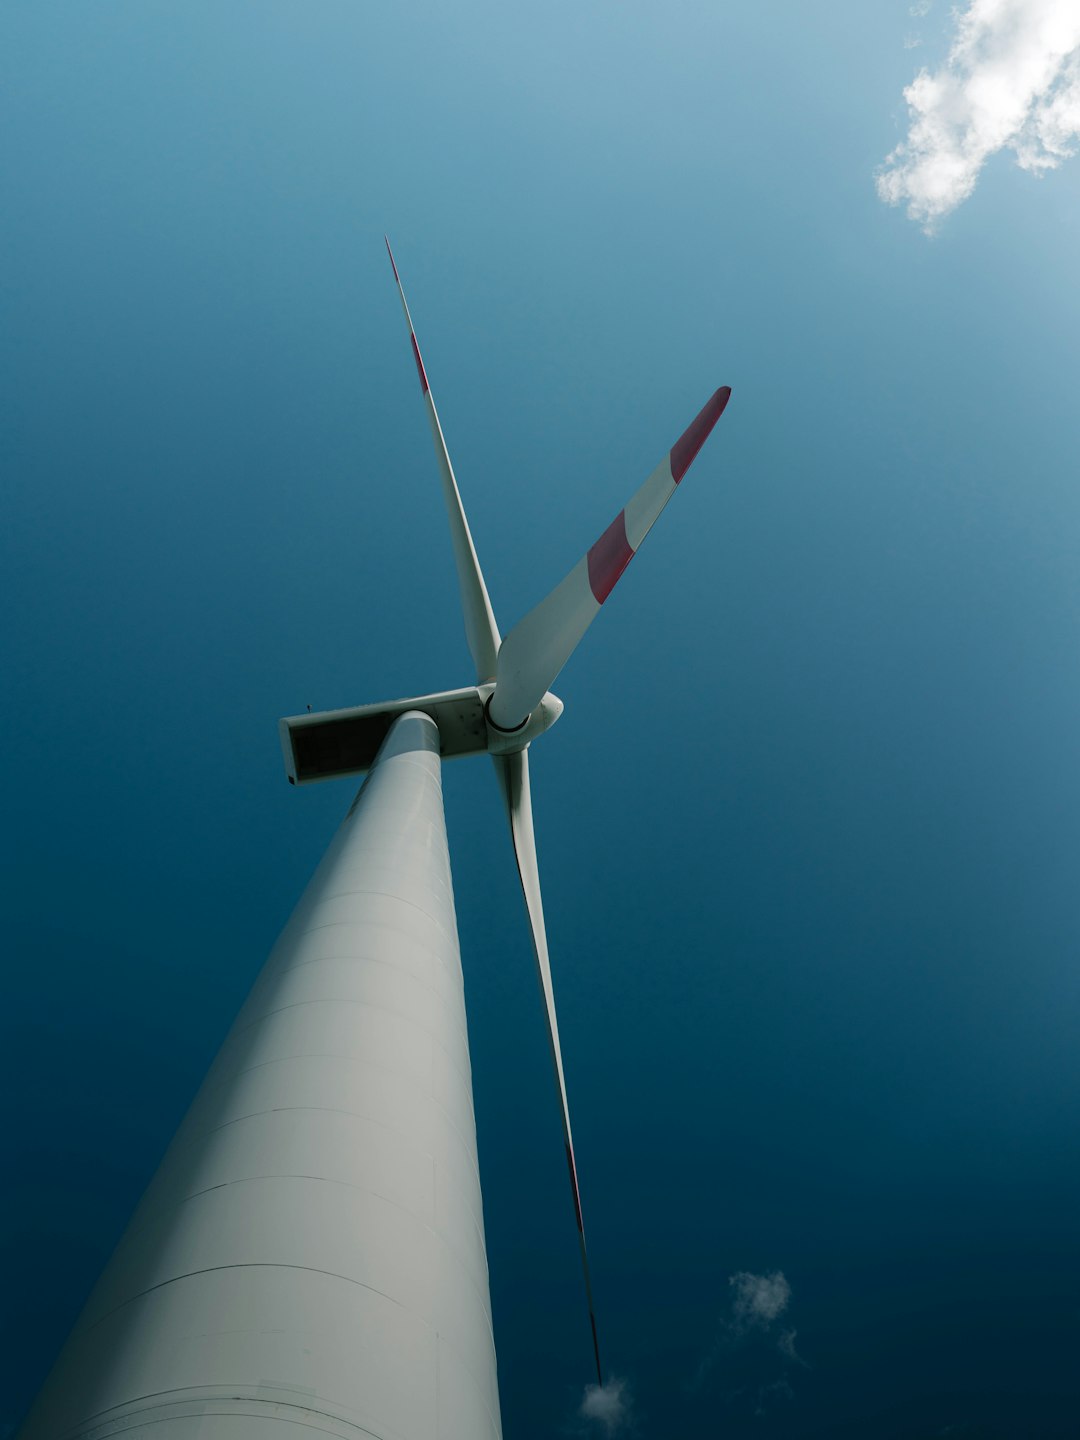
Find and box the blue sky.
[3,3,1080,1435]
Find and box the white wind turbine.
[18,244,729,1440]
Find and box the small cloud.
[904,33,924,50]
[692,1268,807,1415]
[876,0,1080,230]
[579,1377,631,1436]
[910,0,933,16]
[730,1269,791,1331]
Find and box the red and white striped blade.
[386,238,502,682]
[492,747,603,1385]
[488,386,731,730]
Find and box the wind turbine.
[18,245,729,1440]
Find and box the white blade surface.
[492,747,603,1385]
[386,239,501,681]
[488,386,731,730]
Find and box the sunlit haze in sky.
[3,3,1080,1436]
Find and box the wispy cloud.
[578,1377,632,1436]
[778,1326,808,1366]
[729,1270,791,1331]
[876,0,1080,230]
[692,1269,806,1417]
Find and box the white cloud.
[729,1270,791,1331]
[876,0,1080,229]
[692,1269,806,1415]
[579,1377,631,1436]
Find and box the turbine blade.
[386,238,501,681]
[492,747,603,1385]
[488,386,731,730]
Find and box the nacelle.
[280,684,563,784]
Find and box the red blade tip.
[671,385,731,483]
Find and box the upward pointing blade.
[492,748,603,1386]
[488,385,731,730]
[386,238,501,681]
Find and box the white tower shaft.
[21,712,502,1440]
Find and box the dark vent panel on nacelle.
[280,687,488,784]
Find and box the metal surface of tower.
[20,712,502,1440]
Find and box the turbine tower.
[18,244,730,1440]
